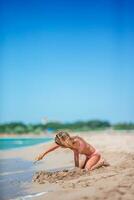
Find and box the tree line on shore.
[0,120,134,134]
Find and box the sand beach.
[0,131,134,200]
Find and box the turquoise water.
[0,137,53,150]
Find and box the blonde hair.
[55,131,74,147]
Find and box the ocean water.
[0,137,54,200]
[0,137,53,150]
[0,157,44,200]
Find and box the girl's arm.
[74,151,79,167]
[36,143,60,161]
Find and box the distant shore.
[0,128,134,138]
[1,120,134,136]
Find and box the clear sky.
[1,0,134,124]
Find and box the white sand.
[0,131,134,200]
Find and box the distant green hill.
[0,120,134,134]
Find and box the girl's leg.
[90,158,110,170]
[85,155,110,171]
[84,154,101,171]
[79,156,89,169]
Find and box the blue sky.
[1,0,134,123]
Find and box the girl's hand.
[35,153,44,161]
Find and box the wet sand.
[0,131,134,200]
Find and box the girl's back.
[73,136,95,155]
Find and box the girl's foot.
[102,159,110,167]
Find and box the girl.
[35,131,109,171]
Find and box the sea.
[0,137,53,200]
[0,137,53,150]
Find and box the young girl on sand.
[36,131,109,171]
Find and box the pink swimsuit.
[87,149,101,159]
[77,137,101,158]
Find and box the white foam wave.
[10,191,48,200]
